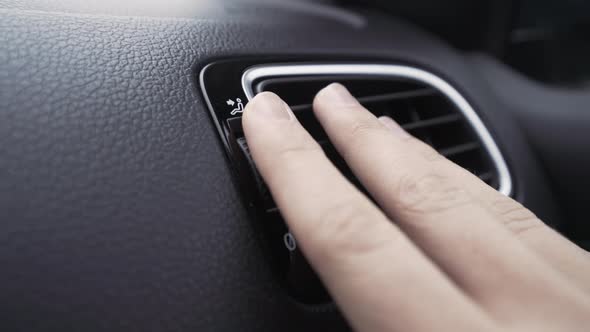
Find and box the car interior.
[1,0,589,330]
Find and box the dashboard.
[1,0,588,331]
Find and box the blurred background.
[341,0,590,89]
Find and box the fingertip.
[244,91,291,120]
[249,91,281,105]
[314,83,359,108]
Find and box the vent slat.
[402,114,462,131]
[256,79,501,192]
[439,142,480,157]
[358,89,436,104]
[289,89,435,112]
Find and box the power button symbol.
[283,232,297,252]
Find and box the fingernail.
[249,92,292,121]
[379,116,410,138]
[320,83,359,106]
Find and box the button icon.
[283,232,297,251]
[226,97,244,115]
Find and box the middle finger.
[312,83,589,322]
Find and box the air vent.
[243,64,512,195]
[200,61,513,304]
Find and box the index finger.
[242,92,491,332]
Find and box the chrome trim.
[241,63,513,196]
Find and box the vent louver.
[246,71,508,194]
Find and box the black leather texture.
[0,1,568,331]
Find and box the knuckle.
[489,197,542,236]
[311,198,392,257]
[413,140,444,162]
[394,172,472,216]
[348,118,382,139]
[340,119,387,158]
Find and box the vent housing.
[200,61,513,304]
[244,68,510,194]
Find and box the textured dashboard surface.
[0,2,561,331]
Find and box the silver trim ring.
[241,63,513,197]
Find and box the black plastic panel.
[201,60,331,303]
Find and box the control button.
[282,230,328,303]
[267,211,329,303]
[226,116,243,135]
[236,137,275,208]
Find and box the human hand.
[241,84,590,332]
